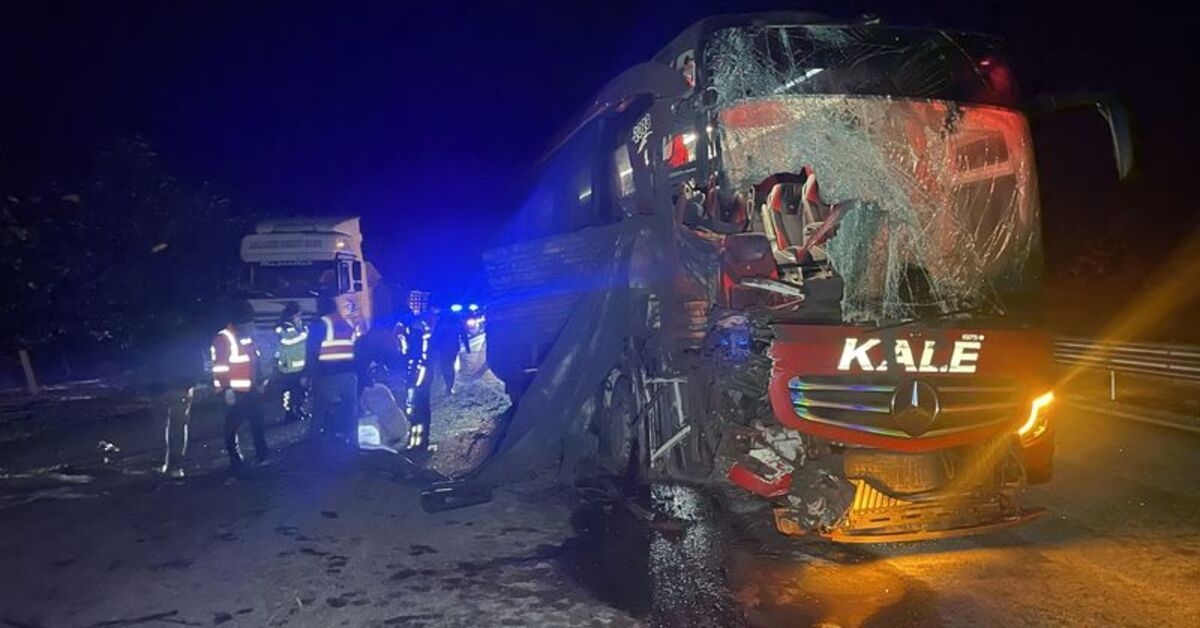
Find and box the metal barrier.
[1053,337,1200,400]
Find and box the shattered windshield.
[703,25,1018,108]
[706,26,1040,325]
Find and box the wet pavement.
[2,381,1199,626]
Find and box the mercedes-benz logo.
[891,380,940,437]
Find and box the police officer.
[274,301,309,423]
[307,297,359,444]
[210,301,269,471]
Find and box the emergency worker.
[307,297,360,444]
[394,306,414,361]
[429,305,471,395]
[210,301,270,471]
[403,309,433,451]
[400,309,428,408]
[274,302,309,423]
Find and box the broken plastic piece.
[419,482,494,513]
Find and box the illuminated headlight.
[1018,391,1054,441]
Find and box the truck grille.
[787,375,1021,438]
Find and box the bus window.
[556,167,594,232]
[663,132,697,168]
[613,145,635,198]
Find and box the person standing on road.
[401,308,430,409]
[307,297,360,444]
[429,305,471,396]
[210,301,270,472]
[274,302,309,424]
[394,307,431,451]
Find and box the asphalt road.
[1,403,1197,627]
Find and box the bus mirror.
[1030,92,1134,180]
[700,86,719,108]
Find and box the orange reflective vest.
[210,325,259,392]
[318,314,357,362]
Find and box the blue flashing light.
[450,304,464,313]
[468,304,479,312]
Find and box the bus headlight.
[1018,391,1054,441]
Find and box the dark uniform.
[429,309,471,395]
[401,313,432,450]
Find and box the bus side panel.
[483,224,624,390]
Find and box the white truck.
[237,216,379,358]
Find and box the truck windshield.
[702,24,1018,108]
[243,262,338,298]
[706,26,1039,326]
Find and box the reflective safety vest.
[275,321,309,374]
[210,325,259,392]
[319,314,357,362]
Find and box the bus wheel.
[596,368,640,483]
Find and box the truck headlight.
[1018,391,1054,441]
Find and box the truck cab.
[238,216,375,365]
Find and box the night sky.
[1,0,1189,296]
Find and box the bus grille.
[787,375,1021,438]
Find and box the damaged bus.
[464,13,1132,542]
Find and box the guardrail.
[1053,337,1200,400]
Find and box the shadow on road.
[555,483,943,628]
